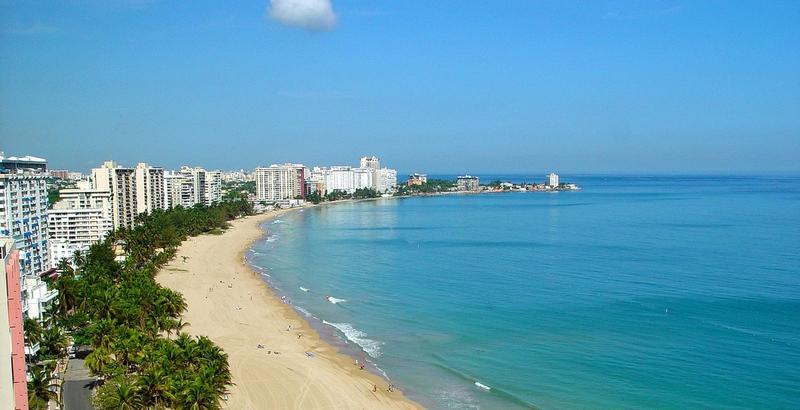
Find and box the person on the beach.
[360,363,365,370]
[373,384,377,392]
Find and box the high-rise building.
[134,163,165,215]
[376,168,398,193]
[254,164,306,202]
[360,156,381,189]
[546,172,560,187]
[47,180,113,266]
[457,175,480,191]
[92,161,137,229]
[204,170,222,205]
[353,167,375,191]
[0,173,49,278]
[0,239,28,410]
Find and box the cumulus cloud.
[268,0,338,31]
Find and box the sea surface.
[247,175,800,409]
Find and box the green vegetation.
[306,188,380,204]
[394,179,456,196]
[25,199,253,409]
[222,180,255,202]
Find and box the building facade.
[47,181,113,266]
[0,173,49,278]
[92,161,137,229]
[376,168,398,193]
[204,170,222,205]
[255,164,306,202]
[134,163,165,215]
[1,239,28,410]
[546,172,560,187]
[457,175,480,191]
[0,154,47,173]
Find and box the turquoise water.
[248,175,800,409]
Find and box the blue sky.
[1,0,798,173]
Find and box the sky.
[1,0,798,174]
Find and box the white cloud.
[268,0,338,31]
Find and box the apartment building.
[48,181,113,266]
[254,164,306,202]
[92,161,137,229]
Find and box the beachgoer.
[373,384,377,392]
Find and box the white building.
[204,170,222,205]
[353,167,375,191]
[376,168,398,193]
[255,164,306,202]
[546,172,560,188]
[92,161,137,229]
[47,180,113,266]
[0,173,49,278]
[134,163,165,215]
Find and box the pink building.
[1,238,29,410]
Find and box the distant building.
[92,161,137,229]
[376,168,398,193]
[0,239,28,410]
[204,170,222,205]
[254,164,306,202]
[134,163,165,216]
[0,153,47,173]
[48,169,69,179]
[546,172,560,188]
[360,156,381,189]
[407,173,427,187]
[457,175,480,191]
[48,180,113,266]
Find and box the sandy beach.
[156,209,420,409]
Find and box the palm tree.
[175,377,220,410]
[137,368,173,409]
[93,377,141,410]
[39,325,68,359]
[27,363,60,410]
[85,346,113,378]
[23,317,43,361]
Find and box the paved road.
[63,349,93,410]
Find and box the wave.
[326,296,347,304]
[299,286,309,292]
[295,305,313,318]
[322,321,382,358]
[474,382,491,391]
[431,360,537,408]
[266,235,278,243]
[272,219,283,224]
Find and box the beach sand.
[156,209,420,409]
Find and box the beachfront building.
[92,161,137,229]
[0,172,50,278]
[457,175,480,191]
[407,173,427,187]
[255,164,306,202]
[47,180,113,266]
[360,156,380,188]
[546,172,560,188]
[376,168,398,193]
[48,169,69,180]
[0,239,27,410]
[204,170,222,205]
[134,162,165,216]
[0,153,47,173]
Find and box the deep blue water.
[248,175,800,409]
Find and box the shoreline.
[156,208,420,409]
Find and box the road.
[62,349,93,410]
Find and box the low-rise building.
[407,173,427,187]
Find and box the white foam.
[266,235,278,243]
[474,382,491,391]
[295,306,313,317]
[326,296,347,304]
[272,219,283,224]
[322,321,383,358]
[299,286,309,292]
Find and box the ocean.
[247,175,800,409]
